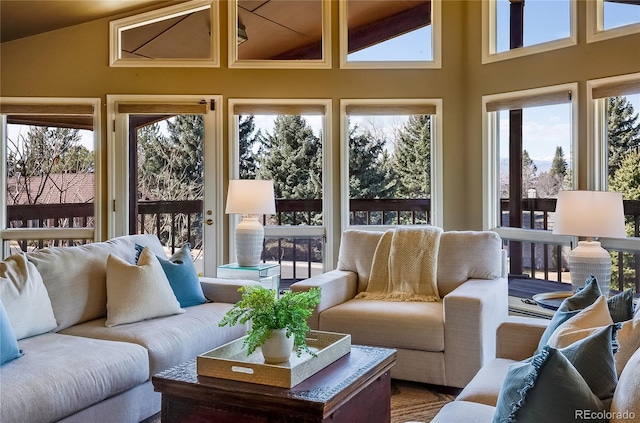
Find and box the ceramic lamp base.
[569,240,612,296]
[235,217,264,267]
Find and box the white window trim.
[0,97,102,255]
[106,94,224,270]
[587,0,640,44]
[227,98,334,270]
[109,0,219,68]
[481,83,579,245]
[339,0,441,69]
[482,0,577,65]
[228,0,331,69]
[587,72,640,253]
[340,98,443,231]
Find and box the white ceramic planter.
[261,328,294,364]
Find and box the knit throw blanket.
[356,226,443,302]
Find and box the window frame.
[339,0,442,69]
[482,0,577,64]
[109,0,220,68]
[587,0,640,43]
[587,72,640,254]
[340,98,443,231]
[0,97,102,256]
[228,0,332,69]
[227,98,334,270]
[481,83,579,248]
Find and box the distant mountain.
[500,158,552,174]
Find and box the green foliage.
[550,146,567,180]
[239,115,260,179]
[393,115,431,198]
[607,96,640,179]
[609,150,640,291]
[256,115,322,201]
[348,123,396,199]
[219,286,321,357]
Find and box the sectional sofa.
[0,234,256,423]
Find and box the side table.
[217,262,281,293]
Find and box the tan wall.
[1,1,638,260]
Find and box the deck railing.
[6,198,639,290]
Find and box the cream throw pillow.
[546,296,613,349]
[105,247,184,327]
[0,253,57,340]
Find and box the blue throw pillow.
[0,300,22,365]
[492,346,607,423]
[536,275,601,353]
[135,243,207,308]
[607,288,634,323]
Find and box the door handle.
[206,219,214,225]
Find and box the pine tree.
[255,115,322,200]
[607,96,640,179]
[608,150,640,290]
[522,149,537,192]
[238,115,259,179]
[393,115,431,198]
[550,146,567,180]
[348,124,395,199]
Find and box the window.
[340,0,441,69]
[229,99,332,282]
[341,99,443,230]
[110,0,219,67]
[483,0,576,63]
[228,0,331,69]
[587,0,640,43]
[483,84,578,281]
[1,98,101,257]
[588,74,640,292]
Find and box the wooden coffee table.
[152,345,396,423]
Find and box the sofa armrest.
[199,277,261,304]
[290,270,358,330]
[443,276,508,388]
[496,316,549,361]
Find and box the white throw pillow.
[105,247,184,327]
[0,253,57,340]
[546,295,613,349]
[615,304,640,376]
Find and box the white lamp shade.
[553,190,626,239]
[225,180,276,215]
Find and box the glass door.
[108,95,222,275]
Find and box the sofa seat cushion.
[431,400,495,423]
[61,302,248,376]
[456,358,514,407]
[319,299,444,351]
[0,333,148,423]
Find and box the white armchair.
[291,229,508,388]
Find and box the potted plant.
[219,286,321,364]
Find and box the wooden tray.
[197,330,351,388]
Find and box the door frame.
[106,94,224,274]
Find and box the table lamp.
[225,179,276,267]
[552,190,626,296]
